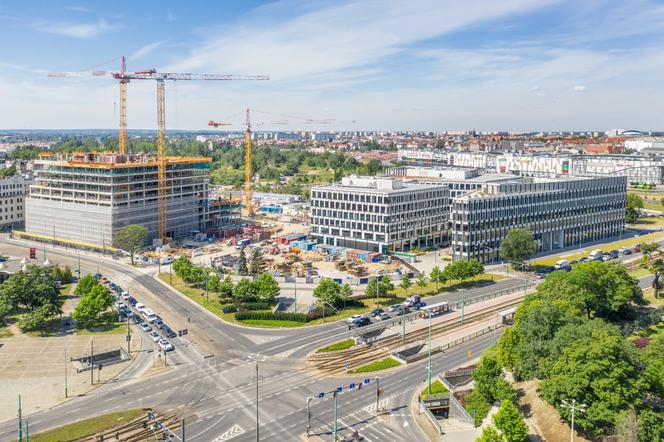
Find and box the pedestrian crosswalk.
[242,334,281,345]
[213,424,245,441]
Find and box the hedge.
[222,301,274,314]
[307,306,338,320]
[235,311,309,323]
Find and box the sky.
[1,0,664,132]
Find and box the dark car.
[370,308,385,317]
[570,260,578,266]
[609,249,619,258]
[163,327,177,338]
[354,317,371,327]
[133,315,144,324]
[128,297,137,306]
[154,319,165,329]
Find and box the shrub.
[307,306,338,320]
[462,389,492,427]
[235,311,308,323]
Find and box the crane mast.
[245,108,253,217]
[156,79,167,241]
[118,56,128,154]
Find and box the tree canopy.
[114,224,147,265]
[313,278,350,307]
[500,228,538,265]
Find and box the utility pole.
[64,347,68,398]
[427,311,432,395]
[169,263,172,284]
[434,249,438,294]
[294,278,297,314]
[461,291,465,324]
[181,418,185,442]
[376,377,380,412]
[402,308,406,343]
[333,390,338,442]
[205,272,209,301]
[255,358,259,442]
[18,394,22,442]
[306,397,311,437]
[126,315,131,357]
[90,340,94,385]
[561,399,586,442]
[25,419,29,442]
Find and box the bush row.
[221,301,275,314]
[235,311,309,323]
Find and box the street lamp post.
[64,347,68,398]
[402,308,406,343]
[255,357,259,442]
[294,277,297,314]
[561,399,586,442]
[427,311,432,395]
[306,397,312,437]
[333,391,338,442]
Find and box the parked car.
[377,313,391,321]
[140,323,152,332]
[149,331,161,342]
[369,308,384,317]
[158,339,174,351]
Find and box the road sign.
[317,392,325,399]
[364,378,371,384]
[349,383,356,389]
[335,386,343,393]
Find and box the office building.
[0,174,32,229]
[450,175,626,264]
[310,176,449,253]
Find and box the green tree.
[641,242,664,298]
[642,333,664,397]
[0,265,60,313]
[233,278,255,300]
[172,256,193,280]
[237,248,248,276]
[252,273,280,301]
[637,409,664,442]
[416,272,427,287]
[473,347,504,402]
[430,266,446,284]
[218,275,234,299]
[399,273,412,289]
[339,284,353,303]
[313,278,343,306]
[540,320,646,435]
[248,248,267,276]
[365,276,393,298]
[75,274,98,297]
[476,425,504,442]
[626,194,644,224]
[492,400,528,442]
[536,261,644,320]
[19,303,57,335]
[114,224,148,265]
[500,228,538,267]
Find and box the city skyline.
[1,0,664,131]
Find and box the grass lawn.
[28,409,146,442]
[350,357,401,373]
[531,232,664,267]
[0,326,12,338]
[631,216,664,227]
[421,379,450,400]
[630,267,651,278]
[317,338,355,353]
[643,288,664,307]
[159,273,237,322]
[25,317,61,337]
[642,201,664,213]
[76,321,126,335]
[392,274,505,298]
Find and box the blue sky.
[1,0,664,131]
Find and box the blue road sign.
[317,392,325,399]
[364,378,371,384]
[336,386,343,393]
[349,383,356,389]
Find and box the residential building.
[310,176,449,253]
[0,174,32,229]
[25,152,210,247]
[450,175,626,264]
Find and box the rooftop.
[36,152,211,169]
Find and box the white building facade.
[310,176,449,253]
[0,174,32,229]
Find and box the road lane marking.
[212,424,245,441]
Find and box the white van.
[589,250,604,260]
[121,291,130,300]
[135,302,145,313]
[142,308,157,323]
[160,255,175,265]
[554,259,570,270]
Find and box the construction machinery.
[50,57,269,242]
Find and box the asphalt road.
[1,236,642,442]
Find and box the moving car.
[140,323,152,332]
[158,339,174,351]
[352,317,371,327]
[163,327,177,339]
[369,308,384,317]
[149,331,160,342]
[377,312,391,321]
[347,314,364,324]
[388,304,401,312]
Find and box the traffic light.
[29,247,36,259]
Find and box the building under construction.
[25,152,212,247]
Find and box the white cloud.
[65,6,94,13]
[39,18,120,39]
[573,85,586,92]
[129,41,165,61]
